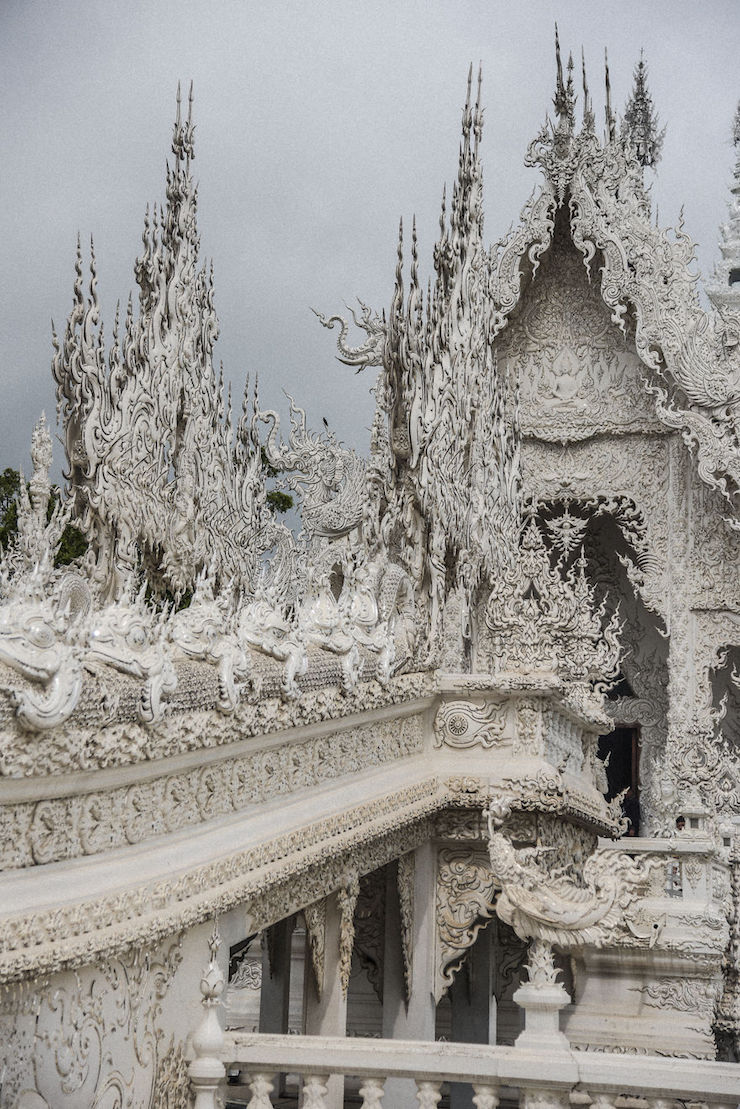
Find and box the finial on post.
[188,918,226,1109]
[512,938,571,1052]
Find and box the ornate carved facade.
[1,35,739,1109]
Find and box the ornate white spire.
[621,50,665,168]
[51,85,279,602]
[707,101,740,315]
[366,68,522,664]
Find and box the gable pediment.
[496,225,663,443]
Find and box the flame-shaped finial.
[604,47,615,142]
[581,47,593,127]
[553,25,575,130]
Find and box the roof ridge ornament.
[552,23,575,135]
[621,50,665,169]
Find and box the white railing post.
[512,939,571,1051]
[188,920,227,1109]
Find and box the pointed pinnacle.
[176,81,181,127]
[555,23,563,86]
[188,80,194,125]
[604,47,615,141]
[466,62,473,108]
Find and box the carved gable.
[498,219,662,443]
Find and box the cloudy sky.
[1,0,738,478]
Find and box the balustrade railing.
[190,1031,740,1108]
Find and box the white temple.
[1,35,739,1109]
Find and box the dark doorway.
[598,725,640,833]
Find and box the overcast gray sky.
[1,0,738,478]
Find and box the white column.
[259,917,294,1033]
[304,892,347,1109]
[382,843,438,1109]
[449,928,493,1109]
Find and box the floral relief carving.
[640,977,721,1020]
[0,939,182,1109]
[435,847,497,1001]
[338,873,360,998]
[0,712,425,870]
[1,784,442,982]
[303,899,326,1002]
[397,852,415,1004]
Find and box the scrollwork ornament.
[434,699,507,749]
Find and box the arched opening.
[534,498,669,834]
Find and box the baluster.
[416,1080,442,1109]
[246,1072,275,1109]
[472,1085,499,1109]
[590,1091,621,1109]
[359,1076,385,1108]
[589,1096,617,1109]
[303,1073,330,1108]
[520,1090,569,1109]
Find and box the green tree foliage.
[0,468,21,551]
[266,489,294,514]
[260,447,294,517]
[0,468,88,568]
[55,514,88,566]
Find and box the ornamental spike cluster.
[707,100,740,316]
[368,68,522,665]
[51,86,276,604]
[621,50,665,169]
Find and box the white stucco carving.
[2,38,740,1108]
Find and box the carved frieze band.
[0,713,425,870]
[0,669,432,778]
[0,781,441,982]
